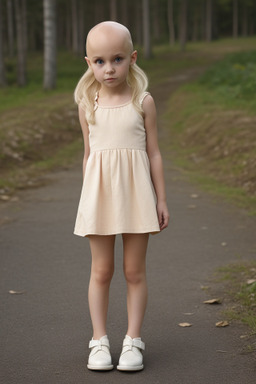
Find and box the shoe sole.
[87,364,114,371]
[117,364,144,372]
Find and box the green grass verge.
[216,261,256,336]
[164,49,256,213]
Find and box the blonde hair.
[74,63,148,125]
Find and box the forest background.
[0,0,255,214]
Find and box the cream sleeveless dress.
[74,92,160,237]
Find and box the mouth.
[105,78,116,82]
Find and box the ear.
[85,57,91,67]
[130,50,137,65]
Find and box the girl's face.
[86,31,137,90]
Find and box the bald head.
[86,21,134,58]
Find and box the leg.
[88,235,115,340]
[122,233,149,338]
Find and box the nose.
[105,62,115,74]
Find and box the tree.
[0,0,6,86]
[205,0,212,41]
[233,0,238,38]
[7,0,14,58]
[71,0,78,54]
[142,0,152,58]
[179,0,187,50]
[242,2,248,36]
[43,0,57,89]
[167,0,175,45]
[14,0,26,86]
[110,0,117,21]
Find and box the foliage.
[200,51,256,99]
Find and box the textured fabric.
[74,93,160,236]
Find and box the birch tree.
[43,0,57,89]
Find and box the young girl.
[74,21,169,372]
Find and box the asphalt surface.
[1,73,256,383]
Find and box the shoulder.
[141,93,156,116]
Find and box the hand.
[157,201,170,230]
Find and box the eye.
[115,57,122,63]
[95,59,104,65]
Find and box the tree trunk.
[78,0,85,54]
[0,0,7,86]
[135,1,142,46]
[66,0,72,51]
[43,0,57,89]
[110,0,117,21]
[192,1,200,41]
[142,0,152,59]
[205,0,212,42]
[14,0,26,86]
[152,0,160,42]
[22,0,27,53]
[242,3,248,36]
[94,0,105,25]
[167,0,175,45]
[7,0,14,57]
[71,0,78,54]
[121,0,128,27]
[233,0,238,38]
[179,0,187,51]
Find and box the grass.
[164,47,256,213]
[216,261,256,336]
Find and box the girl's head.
[85,22,137,90]
[74,21,148,124]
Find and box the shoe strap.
[123,337,145,351]
[89,338,110,350]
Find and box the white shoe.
[87,335,114,371]
[117,335,145,371]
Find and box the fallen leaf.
[204,298,222,304]
[178,322,192,327]
[216,350,228,353]
[190,194,199,199]
[9,290,26,295]
[0,195,10,201]
[188,204,196,209]
[247,279,256,285]
[216,321,229,327]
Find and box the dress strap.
[139,92,150,107]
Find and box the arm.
[78,105,90,178]
[143,95,170,230]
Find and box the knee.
[92,266,114,286]
[124,267,146,285]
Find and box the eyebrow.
[92,52,125,60]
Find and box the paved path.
[1,72,256,384]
